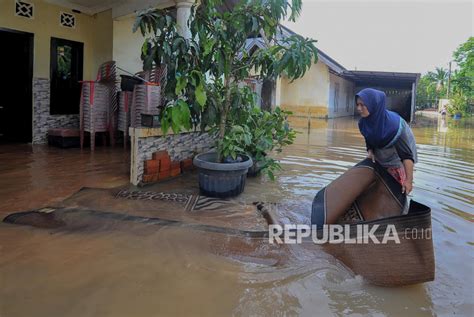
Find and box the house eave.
[343,70,421,88]
[44,0,176,18]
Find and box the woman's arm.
[395,121,417,194]
[364,138,375,163]
[367,149,375,162]
[402,159,414,194]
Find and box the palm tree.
[426,67,448,108]
[427,67,447,92]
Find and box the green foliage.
[452,37,473,101]
[228,106,296,179]
[427,67,448,92]
[447,93,470,116]
[134,0,317,170]
[417,38,474,112]
[133,8,203,133]
[57,45,72,79]
[416,68,449,109]
[160,99,193,133]
[416,75,438,109]
[208,85,297,179]
[216,124,252,161]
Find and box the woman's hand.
[367,149,375,163]
[402,180,413,195]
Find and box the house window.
[60,12,76,28]
[15,1,34,19]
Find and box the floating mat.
[309,158,434,286]
[312,158,408,225]
[321,199,435,286]
[3,204,285,267]
[3,187,276,234]
[3,207,272,237]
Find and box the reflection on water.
[0,115,472,316]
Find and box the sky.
[282,0,473,74]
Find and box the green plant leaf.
[195,84,207,108]
[175,75,187,95]
[267,170,275,181]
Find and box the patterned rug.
[3,187,276,234]
[114,189,258,212]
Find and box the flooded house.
[246,26,420,123]
[0,0,216,186]
[0,0,198,146]
[0,1,472,316]
[1,0,419,186]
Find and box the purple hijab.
[357,88,401,148]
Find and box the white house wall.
[113,17,147,74]
[279,61,330,124]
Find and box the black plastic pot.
[247,160,263,177]
[193,152,253,198]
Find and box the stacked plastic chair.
[130,83,161,128]
[114,65,166,149]
[129,65,166,128]
[79,61,117,151]
[117,91,133,149]
[137,65,167,109]
[97,61,118,147]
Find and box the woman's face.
[356,98,370,117]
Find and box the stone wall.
[130,128,214,185]
[33,78,79,144]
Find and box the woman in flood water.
[356,88,418,195]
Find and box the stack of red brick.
[142,150,194,183]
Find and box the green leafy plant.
[427,67,448,93]
[448,37,473,116]
[134,0,317,165]
[416,75,438,109]
[57,45,72,79]
[447,92,470,116]
[227,105,296,179]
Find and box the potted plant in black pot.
[227,105,297,179]
[135,0,317,197]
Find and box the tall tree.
[416,74,437,109]
[427,67,447,93]
[452,37,473,99]
[135,0,318,162]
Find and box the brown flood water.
[0,114,472,316]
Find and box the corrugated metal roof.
[344,70,420,81]
[343,70,420,87]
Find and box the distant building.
[246,26,420,123]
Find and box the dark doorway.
[0,28,33,143]
[50,37,83,115]
[261,79,274,111]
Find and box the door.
[50,37,83,115]
[0,29,33,143]
[334,83,340,113]
[261,79,274,111]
